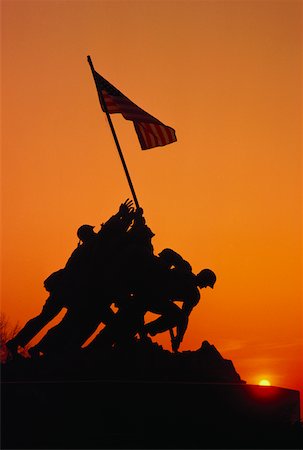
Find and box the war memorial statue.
[2,201,301,450]
[2,58,301,449]
[6,200,216,358]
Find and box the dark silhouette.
[144,265,216,352]
[5,198,217,359]
[2,339,301,450]
[6,199,135,358]
[86,242,216,353]
[20,207,154,357]
[2,200,301,450]
[26,206,153,356]
[8,201,216,358]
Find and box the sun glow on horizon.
[259,379,271,386]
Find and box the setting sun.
[259,379,271,386]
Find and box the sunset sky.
[1,0,302,409]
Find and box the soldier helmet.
[196,269,216,288]
[77,224,95,241]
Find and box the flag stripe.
[103,92,162,124]
[134,122,176,150]
[92,71,177,150]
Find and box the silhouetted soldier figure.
[113,207,155,305]
[6,200,134,357]
[114,246,216,353]
[85,207,157,351]
[72,207,156,352]
[26,200,135,356]
[143,264,216,352]
[87,243,216,353]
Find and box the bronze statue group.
[6,200,216,358]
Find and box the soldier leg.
[144,301,185,336]
[32,302,116,356]
[6,294,64,354]
[65,304,116,351]
[87,302,144,351]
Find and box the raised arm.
[100,199,135,235]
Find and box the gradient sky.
[1,0,302,408]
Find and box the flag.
[91,69,177,150]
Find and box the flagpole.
[87,55,140,209]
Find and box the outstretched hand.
[119,198,135,216]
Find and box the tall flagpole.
[88,56,178,353]
[87,55,140,210]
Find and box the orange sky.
[1,0,302,410]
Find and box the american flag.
[92,70,177,150]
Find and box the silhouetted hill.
[1,339,245,384]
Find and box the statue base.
[1,379,301,448]
[1,340,301,448]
